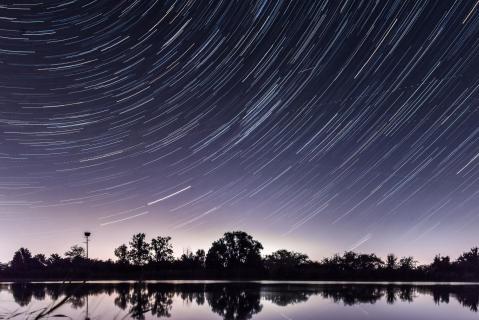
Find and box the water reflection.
[207,284,262,320]
[1,282,478,319]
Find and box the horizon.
[1,229,477,266]
[1,1,479,268]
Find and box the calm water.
[0,281,478,319]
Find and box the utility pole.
[84,232,91,259]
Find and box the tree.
[206,231,263,271]
[114,244,129,264]
[457,247,479,267]
[430,254,451,275]
[455,247,479,277]
[356,253,384,271]
[150,236,173,263]
[47,253,63,266]
[180,248,195,262]
[264,249,310,277]
[386,254,398,270]
[399,256,416,271]
[265,250,310,268]
[128,233,150,266]
[33,254,47,267]
[11,248,33,271]
[180,249,206,269]
[65,245,85,260]
[195,249,206,267]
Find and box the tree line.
[1,230,479,281]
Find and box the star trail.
[1,0,479,262]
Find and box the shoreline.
[2,279,479,285]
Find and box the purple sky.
[1,1,479,264]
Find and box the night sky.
[1,0,479,263]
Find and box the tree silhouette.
[322,251,384,277]
[114,244,129,264]
[180,249,206,269]
[65,245,85,261]
[11,248,33,271]
[33,254,47,267]
[206,231,263,273]
[2,231,479,282]
[150,236,174,263]
[386,254,398,270]
[265,249,310,267]
[457,247,479,270]
[430,254,451,275]
[399,256,416,271]
[195,249,206,268]
[10,283,34,306]
[128,233,150,266]
[264,249,310,276]
[47,253,63,266]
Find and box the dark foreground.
[1,281,478,319]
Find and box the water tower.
[84,231,91,259]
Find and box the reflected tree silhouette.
[3,282,479,318]
[146,284,174,318]
[456,291,479,312]
[128,283,151,320]
[31,285,47,301]
[320,284,385,305]
[263,286,317,306]
[10,283,33,307]
[45,284,62,301]
[69,295,86,309]
[179,288,205,306]
[426,285,479,313]
[113,283,176,319]
[114,283,131,310]
[148,290,174,317]
[398,286,414,302]
[386,285,397,304]
[206,284,262,320]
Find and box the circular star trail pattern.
[1,0,479,261]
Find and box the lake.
[0,281,478,319]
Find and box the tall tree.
[195,249,206,267]
[11,248,33,271]
[150,236,174,263]
[386,254,398,270]
[114,244,129,264]
[128,233,150,266]
[206,231,263,271]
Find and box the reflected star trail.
[1,0,479,262]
